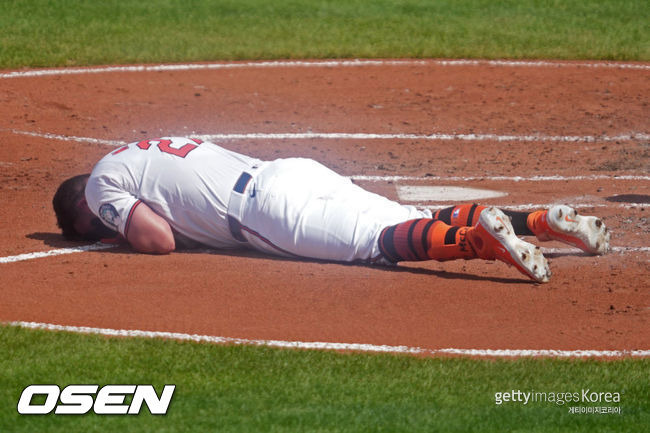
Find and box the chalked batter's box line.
[6,321,650,359]
[6,128,650,156]
[1,59,649,80]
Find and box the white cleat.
[469,207,551,283]
[544,205,611,255]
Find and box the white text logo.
[17,384,175,415]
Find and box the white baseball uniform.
[86,137,430,262]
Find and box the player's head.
[52,174,117,241]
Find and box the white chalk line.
[195,132,650,144]
[0,243,117,264]
[7,129,125,146]
[353,174,650,182]
[543,246,650,255]
[420,203,647,211]
[7,127,650,149]
[7,321,649,359]
[1,59,649,79]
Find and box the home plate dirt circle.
[0,59,648,357]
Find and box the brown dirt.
[0,60,648,353]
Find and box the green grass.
[0,0,647,68]
[0,325,648,432]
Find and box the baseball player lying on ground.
[53,137,610,283]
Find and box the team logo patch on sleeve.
[99,204,121,230]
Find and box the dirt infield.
[1,60,648,354]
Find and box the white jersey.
[86,137,263,249]
[87,136,430,262]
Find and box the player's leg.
[238,158,432,262]
[432,204,610,254]
[378,207,551,283]
[377,219,475,262]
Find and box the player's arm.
[126,201,176,254]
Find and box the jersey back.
[85,137,262,248]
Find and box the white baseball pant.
[227,158,431,262]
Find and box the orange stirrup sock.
[378,219,477,263]
[432,204,486,227]
[526,210,551,240]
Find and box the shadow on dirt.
[605,194,649,204]
[26,232,535,285]
[26,232,82,248]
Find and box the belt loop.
[227,167,262,243]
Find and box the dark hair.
[52,174,90,240]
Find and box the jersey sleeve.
[85,169,142,238]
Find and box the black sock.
[502,210,534,236]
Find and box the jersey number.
[136,138,202,158]
[113,138,202,158]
